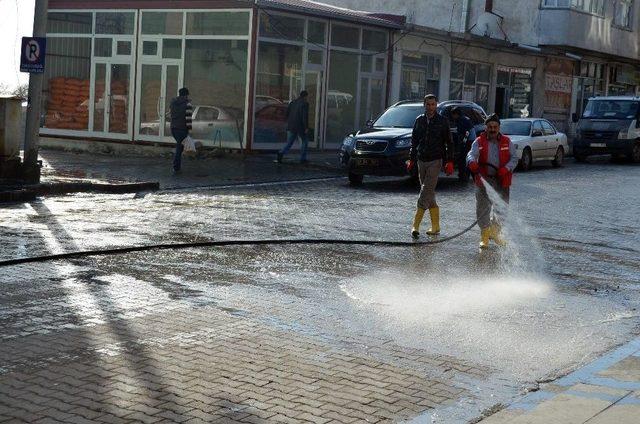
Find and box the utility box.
[0,97,23,159]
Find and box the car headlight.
[342,136,355,148]
[395,137,412,148]
[618,130,628,140]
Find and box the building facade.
[324,0,640,134]
[41,0,640,150]
[42,0,401,151]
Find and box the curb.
[0,181,160,203]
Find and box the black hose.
[0,216,485,268]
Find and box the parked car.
[140,105,242,144]
[500,118,569,171]
[254,103,288,144]
[339,100,487,184]
[573,96,640,163]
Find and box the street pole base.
[21,161,42,184]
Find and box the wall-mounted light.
[565,52,583,61]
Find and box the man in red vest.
[466,114,519,249]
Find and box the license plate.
[590,143,606,147]
[356,158,379,166]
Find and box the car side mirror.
[532,130,543,137]
[571,113,579,123]
[365,119,374,128]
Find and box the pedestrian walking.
[449,106,476,181]
[466,114,519,249]
[407,94,455,239]
[277,90,309,164]
[170,87,193,174]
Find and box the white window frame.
[43,9,138,141]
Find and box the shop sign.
[545,74,572,94]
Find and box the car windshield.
[500,121,531,136]
[373,105,423,128]
[582,100,640,119]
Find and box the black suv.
[339,100,487,184]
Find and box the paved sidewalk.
[481,337,640,424]
[37,148,343,191]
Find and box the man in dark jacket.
[449,106,476,181]
[277,90,309,163]
[407,94,455,239]
[170,87,193,173]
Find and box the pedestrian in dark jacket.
[277,90,309,163]
[449,106,476,181]
[407,94,455,239]
[170,87,193,173]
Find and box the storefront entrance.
[135,38,183,143]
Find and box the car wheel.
[628,142,640,164]
[519,147,532,172]
[348,172,364,185]
[551,146,564,168]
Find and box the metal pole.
[23,0,48,183]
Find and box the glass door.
[304,69,323,149]
[91,61,132,136]
[136,62,181,142]
[358,76,385,128]
[135,37,183,143]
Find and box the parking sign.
[20,37,47,73]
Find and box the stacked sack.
[45,77,90,130]
[109,80,128,133]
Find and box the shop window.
[478,64,491,83]
[254,42,303,144]
[162,39,182,59]
[116,41,132,56]
[47,12,92,34]
[451,61,465,80]
[184,40,248,145]
[42,38,91,131]
[141,12,183,35]
[259,13,304,41]
[464,63,477,85]
[361,56,372,73]
[400,53,441,100]
[94,38,112,57]
[143,41,158,56]
[331,25,359,49]
[307,21,327,45]
[326,50,358,143]
[95,12,135,35]
[307,50,323,65]
[450,60,491,110]
[362,30,387,52]
[186,12,250,36]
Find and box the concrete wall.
[325,0,639,61]
[466,0,540,46]
[539,4,640,60]
[319,0,465,32]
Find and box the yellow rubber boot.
[411,208,425,239]
[479,227,491,249]
[490,223,507,247]
[426,207,440,235]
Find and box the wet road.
[1,159,639,423]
